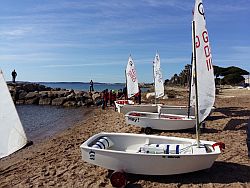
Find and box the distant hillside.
[166,65,249,86]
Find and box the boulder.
[25,92,40,99]
[16,100,25,105]
[52,97,67,106]
[40,92,48,99]
[18,90,28,100]
[92,93,101,101]
[63,101,77,107]
[85,98,94,107]
[39,98,52,105]
[25,97,39,105]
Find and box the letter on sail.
[0,70,27,158]
[153,53,164,98]
[126,56,139,98]
[193,0,215,123]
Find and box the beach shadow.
[125,161,250,186]
[200,127,220,134]
[141,127,196,135]
[216,107,250,118]
[223,118,248,131]
[141,127,220,135]
[205,115,227,121]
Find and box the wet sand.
[0,88,249,187]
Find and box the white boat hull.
[125,111,196,130]
[160,105,195,116]
[80,132,221,175]
[117,103,158,114]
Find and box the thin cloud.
[41,62,123,68]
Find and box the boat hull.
[160,105,195,116]
[80,133,221,175]
[125,111,196,130]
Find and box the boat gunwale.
[80,132,221,156]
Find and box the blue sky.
[0,0,249,83]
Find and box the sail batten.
[126,56,139,98]
[153,53,164,99]
[0,70,27,158]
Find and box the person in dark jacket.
[89,80,94,92]
[12,69,17,83]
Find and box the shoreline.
[0,88,250,187]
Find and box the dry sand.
[0,87,249,188]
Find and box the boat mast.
[125,61,128,99]
[153,56,157,104]
[192,20,200,147]
[187,53,193,118]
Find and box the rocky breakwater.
[7,82,102,107]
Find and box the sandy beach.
[0,87,249,188]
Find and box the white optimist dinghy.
[0,70,28,158]
[80,0,224,187]
[125,111,196,134]
[80,132,224,187]
[115,52,204,116]
[114,55,139,113]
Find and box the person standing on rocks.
[12,69,17,83]
[89,80,94,92]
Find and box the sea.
[38,82,150,92]
[16,105,91,143]
[39,82,126,92]
[16,82,151,142]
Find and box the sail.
[126,56,139,98]
[193,0,215,123]
[153,53,164,98]
[0,70,27,158]
[189,54,196,107]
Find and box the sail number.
[128,116,140,122]
[195,30,212,71]
[127,69,137,82]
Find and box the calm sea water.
[39,82,126,92]
[16,105,91,143]
[39,82,150,92]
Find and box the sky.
[0,0,249,83]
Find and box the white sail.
[126,55,139,98]
[193,0,215,123]
[153,53,164,98]
[189,54,196,107]
[0,70,27,158]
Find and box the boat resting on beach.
[125,111,196,133]
[81,0,224,186]
[80,132,224,176]
[115,100,197,116]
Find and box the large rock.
[18,90,28,100]
[16,100,25,105]
[25,92,40,99]
[25,97,39,105]
[52,97,67,106]
[63,101,77,107]
[84,98,94,107]
[39,98,52,105]
[92,92,100,101]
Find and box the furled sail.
[193,0,215,123]
[153,53,164,98]
[126,55,139,98]
[0,70,27,158]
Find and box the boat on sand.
[80,1,224,187]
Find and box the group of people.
[101,89,117,109]
[100,87,141,110]
[88,78,142,110]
